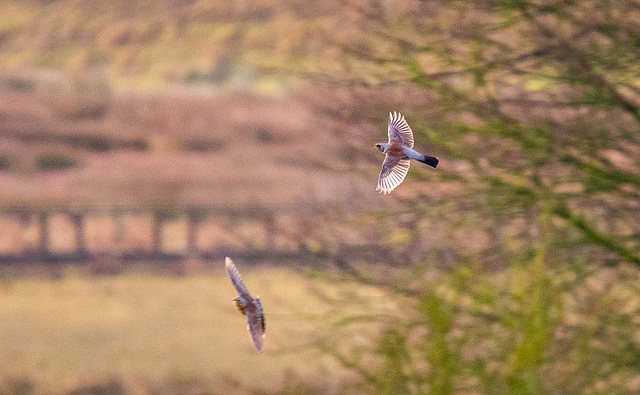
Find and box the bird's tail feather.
[417,155,438,168]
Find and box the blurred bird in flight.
[374,111,438,194]
[225,257,265,353]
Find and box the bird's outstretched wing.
[376,155,410,194]
[247,298,266,352]
[225,257,252,299]
[387,111,414,148]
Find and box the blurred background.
[1,0,640,393]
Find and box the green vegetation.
[278,0,640,265]
[320,234,640,393]
[278,1,640,392]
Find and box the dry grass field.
[0,264,407,394]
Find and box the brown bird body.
[385,141,406,158]
[225,257,266,353]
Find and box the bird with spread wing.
[225,257,265,353]
[373,111,438,194]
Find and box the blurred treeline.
[1,0,640,393]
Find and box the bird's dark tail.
[417,155,438,168]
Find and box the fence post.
[112,208,125,251]
[264,211,276,250]
[187,208,205,255]
[153,210,164,256]
[70,210,86,256]
[38,211,50,257]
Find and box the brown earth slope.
[0,86,385,208]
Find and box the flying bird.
[225,257,265,353]
[374,111,438,194]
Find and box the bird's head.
[373,143,389,153]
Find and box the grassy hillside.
[0,0,339,90]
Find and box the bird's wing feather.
[225,257,252,300]
[387,111,414,148]
[376,155,410,194]
[247,298,266,352]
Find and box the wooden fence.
[0,204,311,264]
[0,202,423,266]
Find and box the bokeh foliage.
[279,1,640,393]
[283,0,640,265]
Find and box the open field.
[0,263,407,394]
